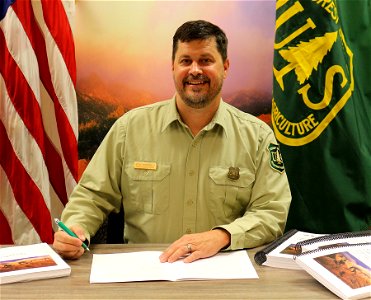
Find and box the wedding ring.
[186,243,192,253]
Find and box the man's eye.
[200,59,212,64]
[180,59,191,65]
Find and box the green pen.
[54,218,90,251]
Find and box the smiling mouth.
[184,76,209,86]
[186,81,207,86]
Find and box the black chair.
[91,205,124,244]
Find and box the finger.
[60,248,84,260]
[159,246,179,262]
[167,245,190,263]
[159,241,184,262]
[70,226,87,241]
[159,246,173,262]
[160,244,190,263]
[53,241,84,259]
[53,232,85,259]
[56,231,83,247]
[183,250,203,263]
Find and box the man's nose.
[189,61,202,76]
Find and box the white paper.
[90,250,258,283]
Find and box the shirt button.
[187,199,193,206]
[188,170,194,176]
[185,228,192,234]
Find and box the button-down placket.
[182,133,204,235]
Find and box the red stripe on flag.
[0,29,68,206]
[0,210,14,244]
[0,122,53,243]
[12,0,78,181]
[41,0,76,85]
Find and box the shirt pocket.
[209,166,255,218]
[125,163,171,215]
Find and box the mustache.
[183,74,210,84]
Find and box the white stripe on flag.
[0,73,64,224]
[31,0,78,137]
[0,166,41,244]
[2,4,77,199]
[0,0,78,244]
[33,1,78,197]
[0,6,41,102]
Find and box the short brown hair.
[172,20,228,62]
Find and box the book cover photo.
[295,244,371,300]
[314,251,370,290]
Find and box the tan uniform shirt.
[62,98,291,249]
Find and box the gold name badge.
[133,161,157,170]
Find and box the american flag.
[0,0,78,244]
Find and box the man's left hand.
[159,229,230,263]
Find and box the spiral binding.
[293,242,371,260]
[253,229,298,265]
[294,230,371,254]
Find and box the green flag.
[272,0,371,233]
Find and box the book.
[0,243,71,284]
[294,242,371,300]
[295,230,371,254]
[254,230,371,270]
[254,229,324,269]
[90,250,258,283]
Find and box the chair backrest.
[91,205,124,244]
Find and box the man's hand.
[159,229,230,263]
[53,225,87,260]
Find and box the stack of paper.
[90,250,258,283]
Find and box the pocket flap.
[209,166,254,187]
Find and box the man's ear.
[223,58,230,79]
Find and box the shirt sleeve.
[61,118,126,241]
[215,127,292,250]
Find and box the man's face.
[172,37,229,109]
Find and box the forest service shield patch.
[268,143,285,174]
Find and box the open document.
[90,250,258,283]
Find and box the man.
[53,20,291,262]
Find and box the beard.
[176,74,223,109]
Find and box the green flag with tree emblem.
[272,0,371,233]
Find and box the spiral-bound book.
[294,240,371,300]
[254,230,370,271]
[254,229,324,269]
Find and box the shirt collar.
[205,100,228,134]
[161,96,180,132]
[161,96,228,135]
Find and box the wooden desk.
[1,244,337,299]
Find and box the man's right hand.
[53,225,87,259]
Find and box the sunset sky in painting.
[74,0,276,103]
